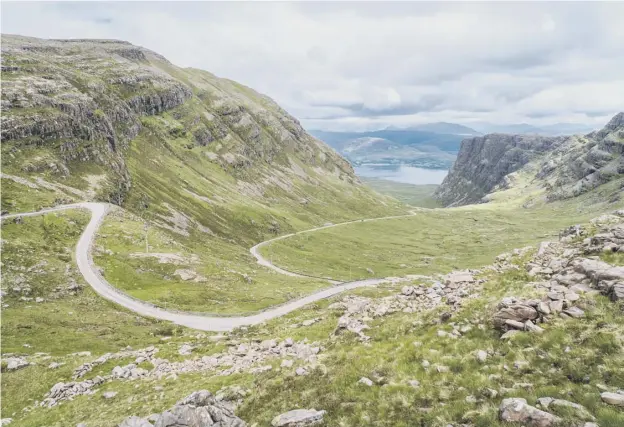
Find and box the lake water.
[354,164,448,185]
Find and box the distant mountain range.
[386,122,481,136]
[311,121,599,169]
[309,129,464,169]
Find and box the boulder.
[537,397,595,421]
[563,307,585,318]
[601,392,624,406]
[178,344,194,355]
[271,409,326,427]
[358,377,373,386]
[493,304,538,329]
[608,283,624,302]
[445,271,475,287]
[499,398,561,426]
[119,416,152,427]
[5,357,29,371]
[476,350,488,363]
[574,259,624,283]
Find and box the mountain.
[1,35,403,239]
[435,113,624,206]
[405,122,481,135]
[309,129,464,169]
[470,122,598,136]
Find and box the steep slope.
[1,35,404,241]
[435,113,624,207]
[434,134,566,206]
[537,112,624,200]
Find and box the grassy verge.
[0,211,174,356]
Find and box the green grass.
[0,211,191,424]
[4,35,623,427]
[94,209,332,314]
[260,184,624,281]
[601,252,624,266]
[361,178,441,208]
[0,178,64,214]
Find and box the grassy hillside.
[5,212,624,427]
[93,208,331,314]
[1,35,405,233]
[0,211,174,356]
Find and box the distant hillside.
[435,113,624,206]
[309,129,464,169]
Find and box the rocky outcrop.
[271,409,326,427]
[490,210,624,337]
[331,271,490,341]
[434,112,623,207]
[540,112,624,201]
[499,398,562,427]
[118,390,246,427]
[536,397,595,421]
[39,338,323,406]
[4,356,29,371]
[435,133,565,206]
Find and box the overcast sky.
[3,2,623,131]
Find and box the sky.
[2,2,624,131]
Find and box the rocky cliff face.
[537,112,624,201]
[434,113,624,207]
[434,134,566,206]
[0,35,355,201]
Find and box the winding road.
[1,203,415,331]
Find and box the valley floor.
[260,179,624,282]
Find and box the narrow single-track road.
[1,203,415,331]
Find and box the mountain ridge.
[435,113,624,207]
[1,34,404,240]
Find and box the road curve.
[1,203,415,331]
[250,211,418,282]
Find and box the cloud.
[2,2,623,131]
